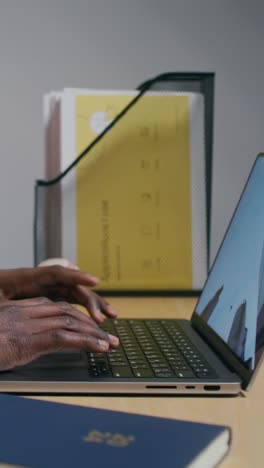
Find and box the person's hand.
[0,297,119,371]
[0,266,117,324]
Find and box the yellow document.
[61,90,207,290]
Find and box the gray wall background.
[0,0,263,269]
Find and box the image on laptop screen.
[195,156,264,371]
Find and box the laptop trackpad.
[17,351,86,370]
[0,352,90,383]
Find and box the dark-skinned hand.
[0,266,117,324]
[0,297,119,371]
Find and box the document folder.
[35,72,215,295]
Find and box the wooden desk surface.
[31,297,264,467]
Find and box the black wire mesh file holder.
[34,72,215,296]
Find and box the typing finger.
[29,329,112,355]
[37,266,99,288]
[22,299,98,325]
[0,330,113,370]
[73,287,118,323]
[26,316,119,347]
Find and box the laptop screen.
[194,155,264,372]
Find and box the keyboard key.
[133,369,154,378]
[111,367,133,378]
[154,371,174,378]
[174,370,195,378]
[152,367,170,373]
[150,363,170,369]
[195,371,218,379]
[131,364,150,369]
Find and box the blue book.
[0,394,231,468]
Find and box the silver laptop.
[1,154,264,395]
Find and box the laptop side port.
[185,385,195,389]
[204,385,221,391]
[145,385,177,389]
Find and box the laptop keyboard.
[86,319,218,379]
